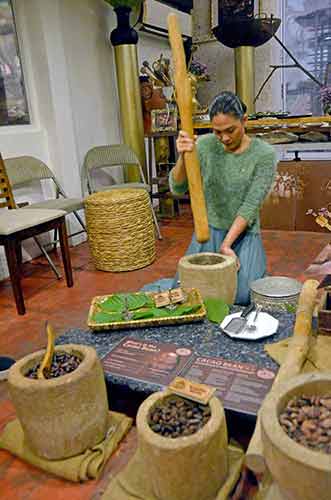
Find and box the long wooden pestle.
[245,279,319,474]
[167,13,209,243]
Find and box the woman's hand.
[176,130,197,154]
[220,243,241,270]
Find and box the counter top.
[56,310,295,396]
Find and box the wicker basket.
[84,189,156,272]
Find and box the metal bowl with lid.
[250,276,302,312]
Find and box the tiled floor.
[0,209,330,499]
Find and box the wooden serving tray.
[87,288,206,332]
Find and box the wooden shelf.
[194,115,331,136]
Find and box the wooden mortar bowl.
[178,252,237,305]
[8,344,108,460]
[261,372,331,500]
[136,390,228,500]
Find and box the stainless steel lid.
[250,276,302,298]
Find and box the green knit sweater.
[169,134,277,233]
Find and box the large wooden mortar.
[8,344,109,460]
[136,390,228,500]
[178,252,237,305]
[261,372,331,500]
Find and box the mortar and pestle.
[178,252,238,305]
[261,372,331,500]
[7,322,108,460]
[168,16,239,304]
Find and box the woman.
[169,91,277,305]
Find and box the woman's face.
[211,112,247,152]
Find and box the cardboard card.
[168,376,216,405]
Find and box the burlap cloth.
[265,333,331,372]
[102,441,244,500]
[0,411,132,482]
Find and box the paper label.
[153,288,186,308]
[168,376,216,405]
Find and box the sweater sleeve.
[237,149,277,225]
[168,136,206,195]
[168,167,188,195]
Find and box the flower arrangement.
[188,60,210,81]
[320,86,331,115]
[306,207,331,231]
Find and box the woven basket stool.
[84,189,156,272]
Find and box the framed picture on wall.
[151,108,178,133]
[0,0,30,126]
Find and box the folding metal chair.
[5,155,86,277]
[82,144,162,239]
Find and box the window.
[282,0,331,116]
[0,0,30,125]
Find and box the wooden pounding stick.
[245,279,319,475]
[37,321,56,379]
[167,14,209,243]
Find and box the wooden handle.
[167,13,209,243]
[37,321,56,379]
[245,279,319,474]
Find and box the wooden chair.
[0,154,73,314]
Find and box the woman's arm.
[220,149,277,268]
[236,151,277,226]
[169,130,197,195]
[220,216,248,269]
[171,153,187,184]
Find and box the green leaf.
[131,310,155,320]
[204,298,229,323]
[92,311,123,323]
[104,0,142,9]
[152,308,171,317]
[131,307,170,320]
[145,295,155,308]
[170,304,202,317]
[125,293,148,310]
[99,293,149,312]
[100,295,125,312]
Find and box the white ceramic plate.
[220,311,279,341]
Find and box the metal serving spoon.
[246,305,262,333]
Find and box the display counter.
[56,310,295,421]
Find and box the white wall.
[0,0,171,280]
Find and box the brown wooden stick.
[167,14,209,243]
[245,279,319,474]
[37,321,56,379]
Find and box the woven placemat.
[85,189,156,272]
